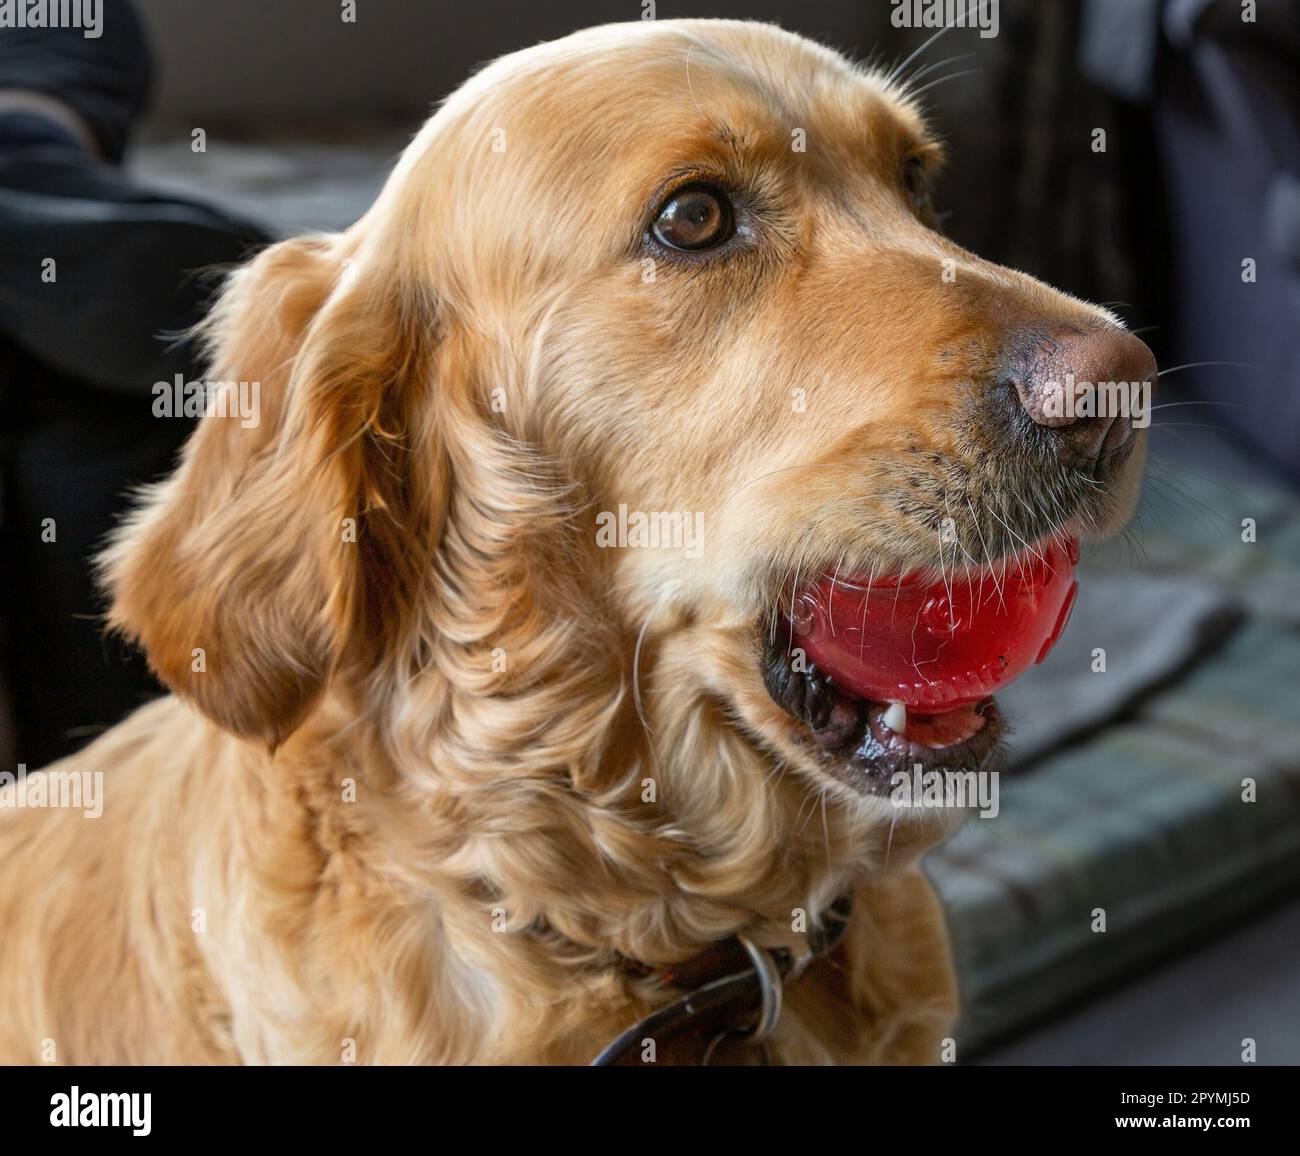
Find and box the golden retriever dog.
[0,19,1155,1064]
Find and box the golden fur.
[0,20,1143,1064]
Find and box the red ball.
[791,536,1079,713]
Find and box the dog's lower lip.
[760,633,1004,790]
[868,699,988,752]
[838,689,1004,789]
[817,688,999,762]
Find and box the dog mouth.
[761,535,1079,795]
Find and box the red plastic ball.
[790,537,1079,713]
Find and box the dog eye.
[903,156,930,212]
[652,185,734,251]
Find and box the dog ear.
[103,235,443,748]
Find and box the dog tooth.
[882,701,908,734]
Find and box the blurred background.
[1,0,1297,1063]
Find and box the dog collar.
[591,894,853,1066]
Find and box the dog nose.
[1009,328,1157,464]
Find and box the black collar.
[591,894,853,1066]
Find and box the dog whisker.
[1156,360,1264,378]
[883,2,993,87]
[902,68,984,102]
[900,52,976,89]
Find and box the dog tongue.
[790,536,1079,713]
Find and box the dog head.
[106,21,1154,900]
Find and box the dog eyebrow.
[711,123,750,155]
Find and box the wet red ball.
[790,537,1079,713]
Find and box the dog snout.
[1007,327,1158,465]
